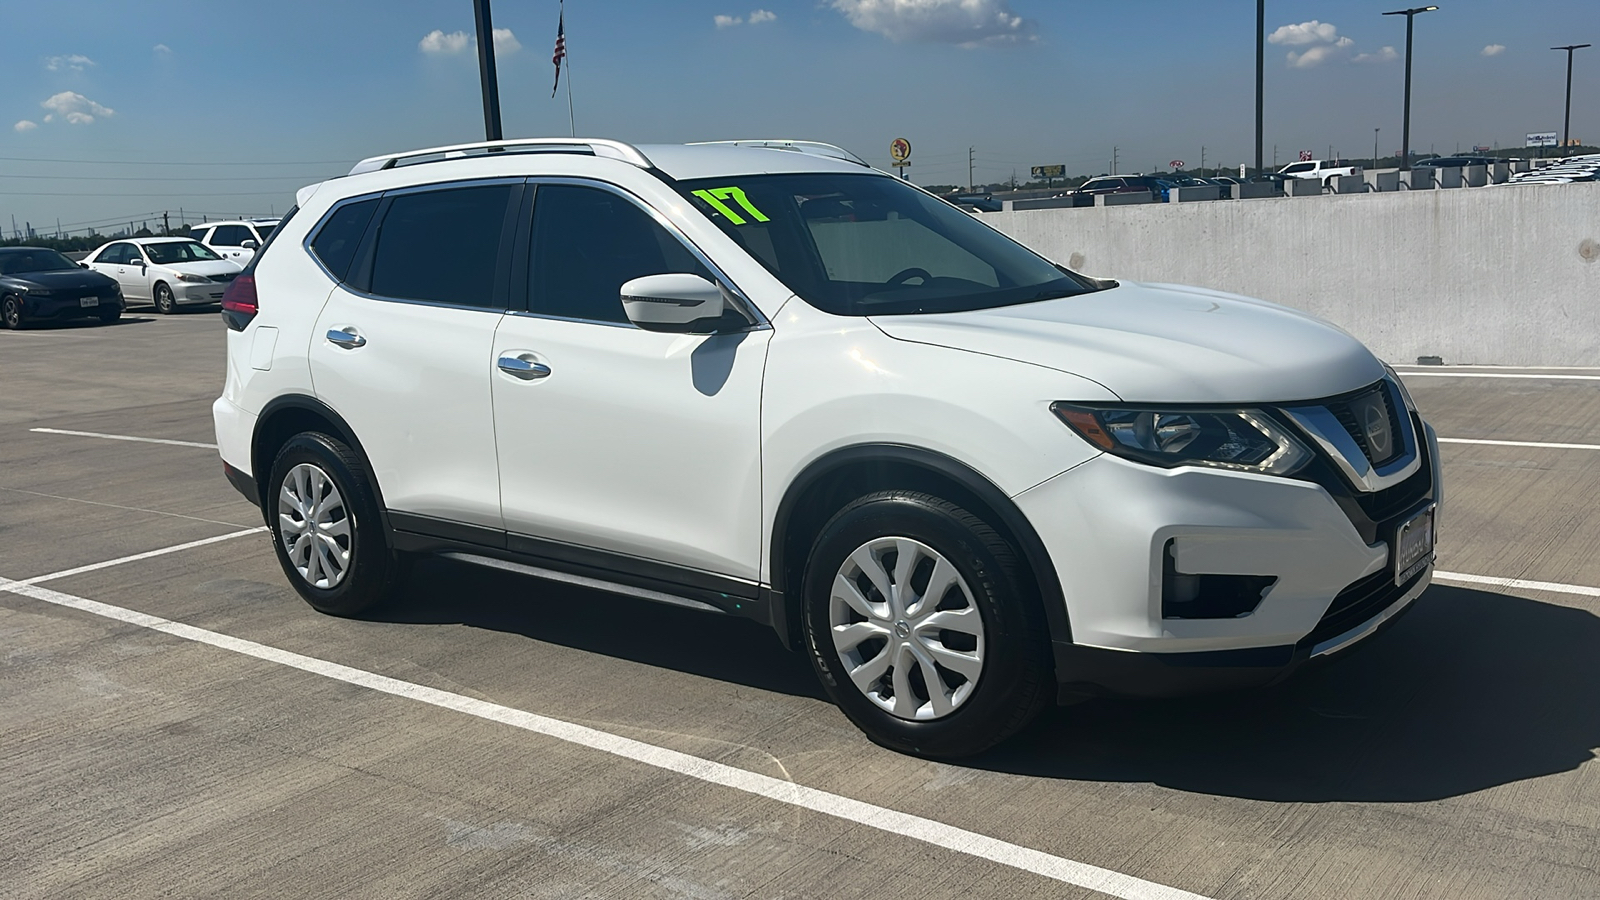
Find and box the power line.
[0,190,293,198]
[0,173,333,182]
[0,155,348,167]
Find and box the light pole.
[1553,44,1592,157]
[1383,6,1437,172]
[1255,0,1265,177]
[472,0,504,141]
[1374,127,1381,166]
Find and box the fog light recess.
[1161,540,1277,619]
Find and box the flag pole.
[564,14,575,138]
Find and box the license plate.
[1394,505,1436,585]
[79,297,99,308]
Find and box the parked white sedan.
[84,237,243,314]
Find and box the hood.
[158,260,243,277]
[5,269,117,291]
[868,282,1385,404]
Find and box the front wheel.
[1,295,24,330]
[267,432,406,616]
[153,282,176,314]
[802,490,1052,759]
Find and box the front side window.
[369,184,512,308]
[1283,163,1315,174]
[145,241,223,264]
[679,173,1087,317]
[528,184,712,324]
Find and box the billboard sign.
[890,138,912,164]
[1526,132,1559,148]
[1030,165,1065,179]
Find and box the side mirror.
[620,273,727,333]
[241,239,259,250]
[132,258,145,267]
[78,262,89,268]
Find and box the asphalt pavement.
[2,311,1596,899]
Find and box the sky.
[2,0,1595,234]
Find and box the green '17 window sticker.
[691,187,769,226]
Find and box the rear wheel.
[154,282,176,314]
[267,432,406,616]
[1,295,24,330]
[802,490,1052,759]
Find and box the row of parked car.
[0,218,279,329]
[1508,154,1600,185]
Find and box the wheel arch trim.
[252,394,394,545]
[767,443,1072,653]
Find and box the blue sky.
[2,0,1594,234]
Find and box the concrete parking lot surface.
[3,314,1597,899]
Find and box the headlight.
[1052,402,1312,476]
[174,272,210,283]
[24,287,53,296]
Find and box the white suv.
[193,218,280,266]
[214,138,1440,757]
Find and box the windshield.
[144,241,223,264]
[678,173,1089,316]
[0,249,80,275]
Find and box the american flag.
[551,6,566,98]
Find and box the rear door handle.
[497,355,551,380]
[326,328,366,349]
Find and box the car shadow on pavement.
[374,555,828,701]
[973,585,1600,802]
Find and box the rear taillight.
[220,274,257,332]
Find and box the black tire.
[267,432,406,616]
[802,490,1052,759]
[153,282,176,314]
[1,294,24,330]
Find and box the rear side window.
[1283,163,1315,174]
[528,184,712,324]
[309,199,379,283]
[369,184,513,308]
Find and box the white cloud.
[153,43,172,55]
[14,120,38,132]
[715,14,742,28]
[40,91,113,125]
[1269,20,1339,46]
[1354,46,1399,64]
[1482,44,1506,57]
[45,54,95,72]
[1287,36,1353,68]
[492,28,520,55]
[748,9,776,24]
[830,0,1034,46]
[419,29,471,55]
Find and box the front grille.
[1326,383,1406,466]
[210,272,239,284]
[1299,567,1424,649]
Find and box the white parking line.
[1438,437,1600,451]
[0,553,1212,900]
[1433,571,1600,598]
[19,527,266,586]
[1391,372,1600,381]
[29,427,218,449]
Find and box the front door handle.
[497,355,551,380]
[326,328,366,349]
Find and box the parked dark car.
[1414,156,1497,169]
[938,192,1004,213]
[1246,173,1292,195]
[1068,175,1177,203]
[0,247,124,329]
[1172,176,1232,199]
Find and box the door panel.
[310,292,505,528]
[492,315,769,580]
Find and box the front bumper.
[175,281,229,305]
[24,292,122,319]
[1015,414,1440,698]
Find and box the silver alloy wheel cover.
[277,462,353,590]
[829,536,986,721]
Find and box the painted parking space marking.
[1438,437,1600,451]
[1391,372,1600,381]
[0,550,1213,900]
[18,527,265,586]
[1433,571,1600,599]
[0,486,260,530]
[29,427,218,449]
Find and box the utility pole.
[968,147,975,192]
[162,211,170,235]
[1255,0,1265,177]
[473,0,504,141]
[1112,146,1119,175]
[1201,145,1207,172]
[1384,6,1438,172]
[1553,44,1592,157]
[1374,128,1380,165]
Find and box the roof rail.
[348,138,653,176]
[688,140,869,167]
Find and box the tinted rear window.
[309,199,379,282]
[368,185,512,308]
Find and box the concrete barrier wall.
[982,183,1600,366]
